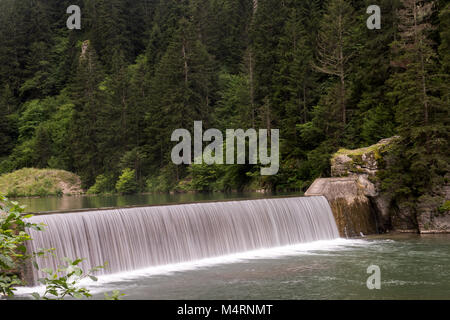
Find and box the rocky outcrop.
[416,184,450,233]
[307,136,450,235]
[306,137,394,236]
[329,137,400,232]
[306,137,401,236]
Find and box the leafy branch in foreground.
[0,195,44,297]
[1,194,125,300]
[32,257,106,300]
[32,256,125,300]
[104,290,126,300]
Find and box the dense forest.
[0,0,448,210]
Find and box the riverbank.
[0,168,83,197]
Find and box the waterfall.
[25,196,339,285]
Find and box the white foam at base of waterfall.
[25,196,340,286]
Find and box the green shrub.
[0,159,13,175]
[439,200,450,213]
[32,258,105,300]
[188,161,223,192]
[146,164,178,193]
[116,169,138,194]
[87,174,114,194]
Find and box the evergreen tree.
[0,85,18,158]
[274,3,318,158]
[352,0,400,146]
[145,16,216,179]
[313,0,357,125]
[438,2,450,98]
[381,0,449,226]
[68,41,107,187]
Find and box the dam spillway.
[25,196,339,285]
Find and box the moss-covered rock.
[331,137,399,177]
[309,136,449,234]
[329,138,402,232]
[306,137,405,236]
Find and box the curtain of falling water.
[25,196,339,285]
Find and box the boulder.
[306,137,400,236]
[307,135,449,235]
[330,137,400,231]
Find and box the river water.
[16,234,450,300]
[11,193,450,300]
[85,234,450,300]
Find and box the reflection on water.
[16,192,299,213]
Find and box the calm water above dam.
[17,192,297,213]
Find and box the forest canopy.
[0,0,448,214]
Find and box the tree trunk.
[338,13,346,125]
[182,39,188,86]
[340,72,346,125]
[413,1,429,125]
[249,50,255,127]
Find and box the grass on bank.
[0,168,83,197]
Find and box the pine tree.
[274,3,318,158]
[438,2,450,95]
[382,0,449,226]
[34,126,52,168]
[352,0,400,146]
[314,0,357,125]
[145,16,216,178]
[0,84,18,157]
[250,0,287,128]
[68,41,107,187]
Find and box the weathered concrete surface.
[305,177,378,237]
